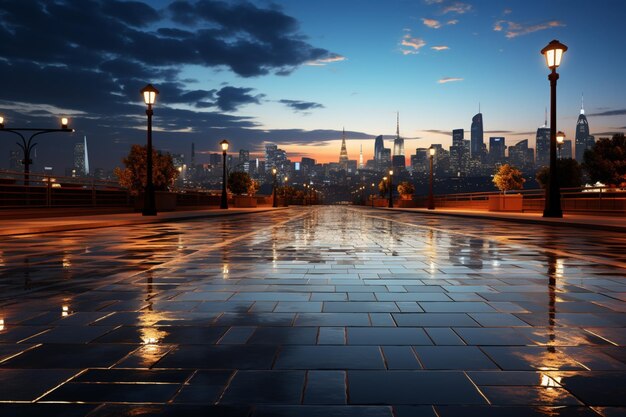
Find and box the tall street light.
[388,169,394,208]
[541,39,567,218]
[220,139,229,209]
[0,116,74,186]
[428,147,435,210]
[556,131,565,160]
[141,84,159,216]
[272,167,278,207]
[371,182,375,207]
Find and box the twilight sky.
[0,0,624,173]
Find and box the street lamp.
[220,139,229,209]
[388,169,394,208]
[541,39,567,218]
[556,131,565,160]
[140,84,159,216]
[0,115,74,186]
[428,147,435,210]
[272,167,278,207]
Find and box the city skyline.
[0,0,624,172]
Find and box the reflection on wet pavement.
[0,206,624,416]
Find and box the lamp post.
[556,131,565,160]
[541,39,567,218]
[141,84,159,216]
[220,139,229,209]
[388,169,394,208]
[272,167,278,207]
[428,147,435,210]
[0,116,74,186]
[371,183,375,207]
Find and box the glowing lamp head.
[219,139,229,152]
[0,116,4,128]
[284,176,288,181]
[556,131,566,145]
[389,169,393,176]
[272,167,277,175]
[371,183,375,187]
[61,117,69,129]
[141,83,159,105]
[541,39,567,70]
[383,176,387,181]
[429,147,436,157]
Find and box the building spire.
[396,112,400,140]
[359,144,364,169]
[580,93,585,115]
[478,102,481,114]
[339,127,349,165]
[544,107,548,127]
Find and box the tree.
[114,144,178,195]
[493,164,525,193]
[397,181,415,199]
[228,171,252,195]
[583,133,626,187]
[378,179,389,197]
[536,158,583,189]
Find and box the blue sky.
[0,0,624,170]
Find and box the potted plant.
[228,172,257,207]
[397,181,416,207]
[490,164,525,211]
[374,179,389,207]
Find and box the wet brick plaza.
[0,207,624,416]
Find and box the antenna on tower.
[581,93,585,115]
[544,107,548,127]
[478,102,481,114]
[396,112,400,139]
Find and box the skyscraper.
[535,110,550,167]
[450,129,469,175]
[509,139,534,170]
[575,96,594,161]
[9,150,21,171]
[339,128,349,170]
[470,106,484,161]
[488,137,506,166]
[374,135,384,162]
[72,137,89,176]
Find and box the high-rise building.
[450,129,469,175]
[575,96,594,161]
[561,140,573,159]
[535,110,550,167]
[339,128,349,170]
[470,110,484,160]
[488,137,506,166]
[74,136,89,176]
[380,148,391,167]
[9,150,21,171]
[411,148,429,174]
[265,143,278,168]
[374,135,384,162]
[508,139,534,170]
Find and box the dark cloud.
[423,129,451,135]
[485,130,513,134]
[216,87,263,112]
[101,1,161,27]
[279,100,325,112]
[591,131,625,137]
[588,109,626,117]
